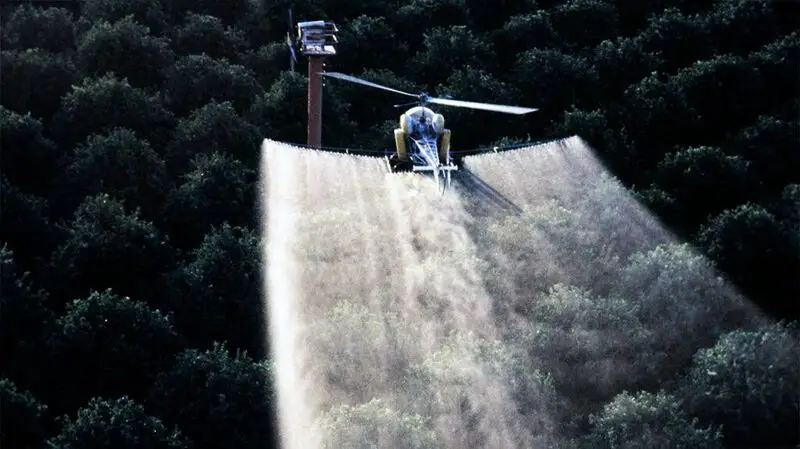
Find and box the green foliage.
[704,0,779,55]
[612,243,753,373]
[585,390,723,449]
[59,127,170,220]
[321,398,442,449]
[164,152,256,249]
[166,100,262,173]
[0,107,59,194]
[52,73,175,150]
[0,179,55,275]
[48,397,189,449]
[591,36,662,99]
[655,146,753,228]
[161,54,263,117]
[513,49,599,119]
[49,194,175,309]
[1,5,75,53]
[172,13,248,61]
[551,0,620,51]
[148,344,276,449]
[0,245,54,393]
[168,224,264,357]
[524,284,662,405]
[696,204,799,317]
[337,15,408,72]
[48,289,183,415]
[1,49,81,121]
[635,7,714,74]
[0,378,49,449]
[680,322,800,447]
[76,15,174,89]
[495,11,559,66]
[80,0,169,36]
[412,25,495,84]
[727,115,799,195]
[165,0,250,25]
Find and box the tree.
[670,54,763,142]
[634,7,714,74]
[52,73,175,151]
[591,36,662,100]
[163,152,257,250]
[406,330,561,448]
[612,243,758,374]
[679,322,800,448]
[0,246,55,394]
[411,25,496,85]
[0,49,81,121]
[336,15,409,73]
[58,128,170,221]
[76,15,174,89]
[47,289,183,416]
[172,13,247,62]
[513,49,599,122]
[148,344,276,449]
[0,107,59,195]
[522,284,663,407]
[239,43,287,92]
[168,224,264,357]
[321,398,442,449]
[550,0,621,51]
[160,54,263,117]
[696,204,800,319]
[748,31,800,118]
[48,194,175,310]
[165,100,262,173]
[0,378,49,449]
[1,5,75,53]
[0,179,56,278]
[164,0,249,26]
[48,397,189,449]
[494,12,559,68]
[585,390,723,449]
[726,115,799,197]
[704,0,779,56]
[80,0,169,36]
[655,146,754,230]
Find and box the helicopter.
[319,71,538,194]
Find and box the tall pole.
[297,20,337,148]
[307,57,323,148]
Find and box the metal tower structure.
[297,20,338,148]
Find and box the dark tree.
[57,127,170,221]
[164,152,257,250]
[0,49,81,122]
[165,100,262,173]
[76,15,175,89]
[80,0,169,36]
[0,378,50,449]
[1,5,75,53]
[172,13,248,62]
[0,107,60,195]
[48,397,190,449]
[51,73,175,151]
[149,344,277,449]
[48,194,175,310]
[160,54,263,117]
[46,289,183,416]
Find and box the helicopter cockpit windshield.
[409,116,437,141]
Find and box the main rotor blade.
[427,97,538,115]
[321,72,418,98]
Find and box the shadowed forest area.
[1,0,799,448]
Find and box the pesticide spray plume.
[261,136,764,449]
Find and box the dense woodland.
[1,0,799,447]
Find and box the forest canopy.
[1,0,798,448]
